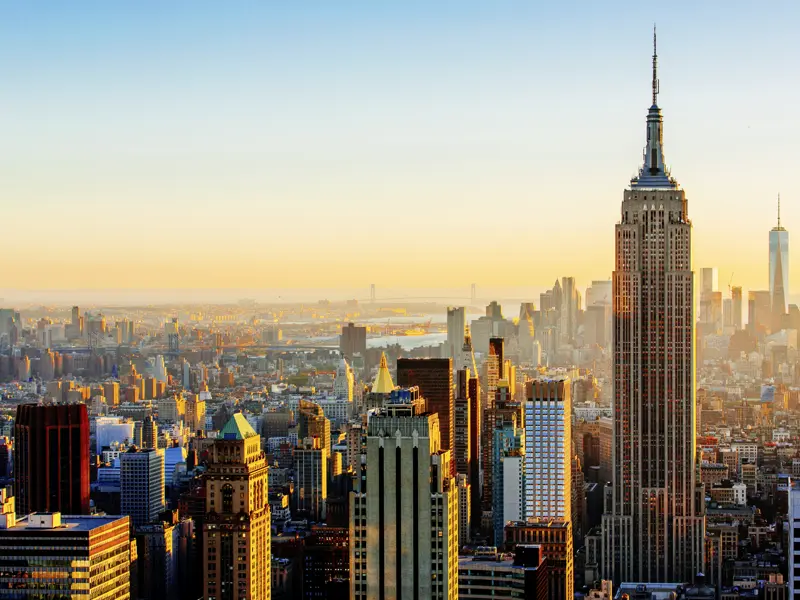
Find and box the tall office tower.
[722,298,733,329]
[454,369,472,478]
[166,317,179,354]
[699,267,718,295]
[158,394,186,424]
[731,286,743,330]
[466,371,482,533]
[770,195,789,325]
[121,447,165,527]
[456,325,479,380]
[0,439,11,479]
[602,31,705,584]
[698,267,723,335]
[397,357,455,475]
[303,526,351,599]
[456,474,471,546]
[186,393,207,434]
[294,437,328,521]
[14,403,90,515]
[204,414,271,600]
[339,322,367,360]
[560,277,581,344]
[298,399,332,457]
[0,512,131,598]
[181,358,191,389]
[142,414,158,449]
[349,390,458,600]
[491,383,524,546]
[525,378,572,521]
[133,512,194,600]
[39,349,55,381]
[517,303,536,361]
[586,280,613,306]
[334,356,355,402]
[481,338,504,517]
[447,306,466,359]
[748,290,772,337]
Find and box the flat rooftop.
[0,514,127,533]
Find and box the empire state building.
[602,30,705,584]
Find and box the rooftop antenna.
[652,24,659,105]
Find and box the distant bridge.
[218,344,339,352]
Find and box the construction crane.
[728,272,734,296]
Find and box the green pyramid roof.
[219,413,257,440]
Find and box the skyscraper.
[731,286,743,331]
[14,403,90,516]
[203,414,271,600]
[770,194,789,324]
[334,356,354,402]
[698,267,722,335]
[298,399,332,457]
[349,389,458,600]
[339,322,367,360]
[455,325,479,379]
[446,306,466,360]
[560,277,581,344]
[481,338,504,521]
[748,290,772,337]
[121,447,165,527]
[524,378,571,521]
[453,369,472,479]
[397,357,454,475]
[602,30,705,583]
[142,414,158,449]
[294,436,328,522]
[491,382,524,547]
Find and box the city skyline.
[2,6,799,599]
[1,2,798,292]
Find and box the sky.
[1,1,798,302]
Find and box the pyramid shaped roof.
[372,352,395,394]
[219,413,257,440]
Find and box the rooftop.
[0,514,127,533]
[219,413,258,440]
[372,352,395,394]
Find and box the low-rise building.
[0,510,131,599]
[458,545,548,599]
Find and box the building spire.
[630,25,678,189]
[652,24,659,106]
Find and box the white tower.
[334,356,354,402]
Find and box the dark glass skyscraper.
[14,403,90,516]
[397,357,454,475]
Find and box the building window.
[222,484,235,513]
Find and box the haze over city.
[2,3,800,600]
[2,1,798,298]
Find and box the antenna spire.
[652,24,659,105]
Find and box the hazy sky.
[1,1,798,300]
